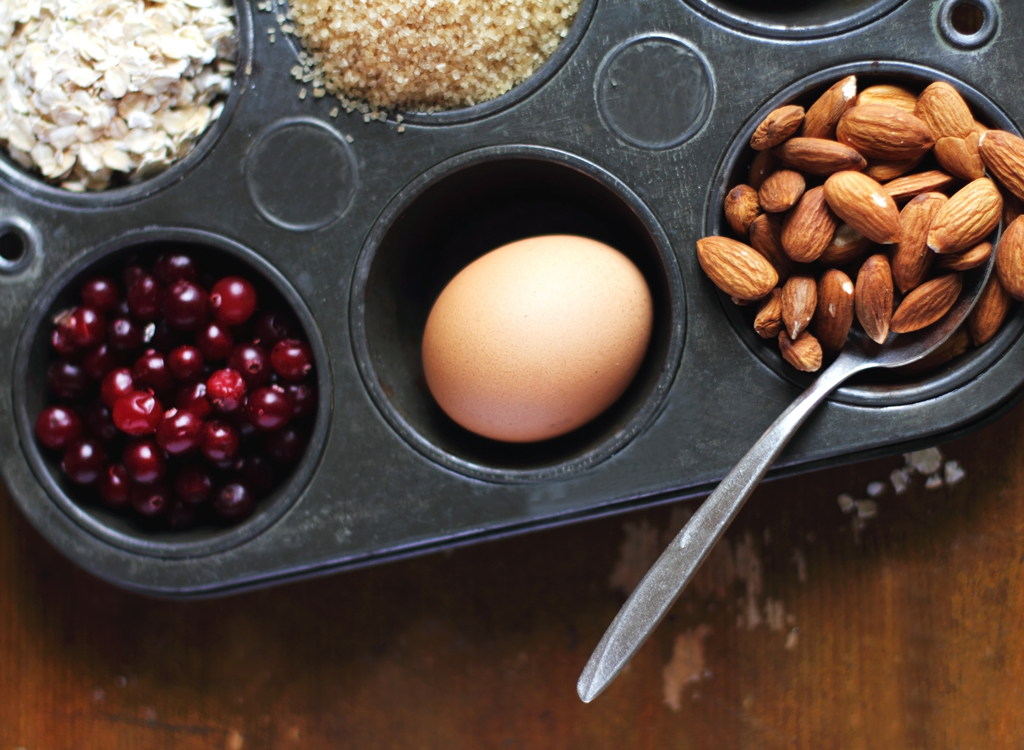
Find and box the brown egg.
[422,235,654,443]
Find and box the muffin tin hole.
[939,0,998,49]
[13,228,329,559]
[682,0,906,39]
[0,219,34,274]
[351,146,684,481]
[707,61,1024,407]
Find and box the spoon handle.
[577,351,866,703]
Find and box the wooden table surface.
[4,398,1024,749]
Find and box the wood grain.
[3,401,1024,748]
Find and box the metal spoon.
[578,257,994,704]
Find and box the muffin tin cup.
[0,0,1023,595]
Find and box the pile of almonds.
[697,75,1024,373]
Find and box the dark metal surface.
[0,0,1022,596]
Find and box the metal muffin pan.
[1,0,1023,596]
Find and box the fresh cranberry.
[112,390,164,436]
[174,465,213,504]
[129,481,170,516]
[80,277,120,312]
[123,438,166,484]
[270,339,313,382]
[241,455,276,495]
[164,279,209,331]
[61,439,105,484]
[228,343,271,386]
[47,360,90,400]
[167,345,204,382]
[54,306,106,351]
[154,253,198,284]
[285,383,317,418]
[166,498,197,528]
[107,316,145,351]
[176,382,213,419]
[213,482,255,521]
[148,318,181,351]
[155,408,204,455]
[122,264,146,289]
[210,277,257,326]
[50,325,79,357]
[81,343,122,380]
[245,386,293,431]
[196,321,234,360]
[35,405,83,450]
[100,368,135,408]
[126,274,163,321]
[253,311,298,347]
[202,420,240,462]
[266,427,306,464]
[82,399,118,442]
[97,463,131,508]
[133,350,175,393]
[230,407,259,441]
[206,369,247,413]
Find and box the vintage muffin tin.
[1,0,1022,596]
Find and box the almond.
[823,170,901,244]
[724,184,762,236]
[781,186,839,263]
[855,253,893,344]
[995,216,1024,300]
[748,213,793,281]
[819,224,873,267]
[759,169,806,213]
[837,104,935,161]
[933,132,984,180]
[748,148,778,191]
[893,192,947,293]
[968,275,1013,346]
[782,275,817,339]
[774,137,867,176]
[754,288,784,339]
[890,273,962,333]
[935,241,991,272]
[751,105,805,150]
[815,269,855,351]
[856,84,918,113]
[899,326,970,375]
[802,75,857,139]
[979,129,1024,203]
[864,156,923,182]
[697,236,778,301]
[778,330,822,372]
[914,81,975,139]
[882,170,955,203]
[927,178,1002,254]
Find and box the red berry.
[133,350,175,393]
[107,316,145,351]
[213,482,255,521]
[166,498,197,528]
[155,408,205,455]
[228,343,271,386]
[241,455,276,495]
[154,253,198,284]
[202,420,240,462]
[100,368,134,408]
[164,279,209,331]
[285,383,317,418]
[80,277,120,312]
[97,463,130,508]
[167,345,204,382]
[123,438,166,484]
[112,390,164,435]
[175,382,213,419]
[246,385,293,431]
[35,405,83,450]
[270,339,313,382]
[54,306,106,350]
[127,274,163,321]
[130,481,171,517]
[47,360,90,401]
[61,439,105,484]
[51,325,79,357]
[81,343,122,380]
[266,427,306,464]
[254,311,298,347]
[206,369,247,413]
[196,321,234,360]
[123,265,146,289]
[210,276,257,326]
[82,399,118,442]
[174,465,213,504]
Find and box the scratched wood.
[3,400,1024,749]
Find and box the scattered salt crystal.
[329,107,339,118]
[944,460,966,485]
[784,628,799,650]
[908,448,943,475]
[890,467,911,495]
[925,472,944,490]
[866,481,886,498]
[854,500,877,519]
[837,493,856,513]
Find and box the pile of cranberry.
[34,250,317,529]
